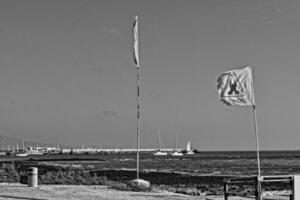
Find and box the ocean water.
[88,151,300,176]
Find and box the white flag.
[217,66,255,106]
[133,16,139,67]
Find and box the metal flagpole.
[250,67,262,200]
[133,15,140,180]
[250,68,261,178]
[136,63,140,179]
[252,105,261,177]
[253,104,262,200]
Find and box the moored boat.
[171,135,183,156]
[26,146,44,155]
[186,141,195,155]
[171,151,183,156]
[153,129,168,156]
[153,151,168,156]
[15,152,28,157]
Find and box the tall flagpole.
[217,66,261,179]
[252,105,261,177]
[136,60,140,179]
[133,16,140,179]
[251,68,261,177]
[136,60,141,179]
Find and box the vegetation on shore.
[0,166,20,183]
[0,165,146,192]
[0,165,224,195]
[0,164,291,197]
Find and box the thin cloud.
[99,109,119,121]
[261,4,285,24]
[108,27,122,37]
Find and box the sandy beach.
[0,183,208,200]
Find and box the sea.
[63,151,300,176]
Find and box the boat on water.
[15,152,28,157]
[153,151,168,156]
[171,151,183,156]
[186,141,195,155]
[27,146,44,155]
[171,135,183,156]
[15,140,28,157]
[27,151,44,156]
[186,151,195,155]
[16,150,44,156]
[153,129,168,156]
[16,145,44,156]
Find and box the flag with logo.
[133,16,139,67]
[217,66,255,106]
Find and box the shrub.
[0,167,20,183]
[37,169,112,185]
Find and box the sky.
[0,0,300,150]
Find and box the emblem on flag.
[217,66,255,106]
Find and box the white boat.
[16,149,44,156]
[153,129,168,156]
[171,135,183,156]
[27,151,44,155]
[171,151,183,156]
[15,152,28,157]
[153,151,168,156]
[16,140,29,157]
[26,146,44,155]
[186,141,195,155]
[186,151,195,155]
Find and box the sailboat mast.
[175,135,177,151]
[157,129,161,151]
[22,139,25,150]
